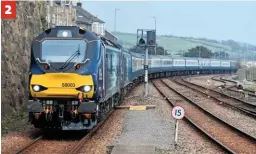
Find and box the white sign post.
[244,91,248,101]
[171,105,185,146]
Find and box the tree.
[222,39,241,52]
[184,46,213,58]
[213,51,229,60]
[128,44,170,55]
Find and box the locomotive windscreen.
[41,40,87,63]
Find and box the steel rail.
[67,109,115,154]
[14,135,44,154]
[175,77,256,117]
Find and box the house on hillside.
[74,2,105,35]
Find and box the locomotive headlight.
[33,85,40,92]
[76,85,93,93]
[83,85,91,92]
[31,85,47,92]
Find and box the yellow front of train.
[30,73,94,99]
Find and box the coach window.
[98,44,103,61]
[133,59,136,71]
[107,53,113,74]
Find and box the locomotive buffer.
[137,29,156,97]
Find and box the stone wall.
[1,1,48,117]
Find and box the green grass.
[113,32,255,58]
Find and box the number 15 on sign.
[171,105,185,146]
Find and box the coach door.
[101,43,106,99]
[119,50,125,89]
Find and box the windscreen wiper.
[59,45,81,70]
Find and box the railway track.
[211,76,256,98]
[152,79,256,154]
[13,109,115,154]
[12,83,135,154]
[174,77,256,117]
[66,109,115,154]
[14,135,44,154]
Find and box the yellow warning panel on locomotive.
[129,106,147,111]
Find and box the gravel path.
[113,83,227,154]
[163,78,256,138]
[114,110,174,149]
[113,83,175,150]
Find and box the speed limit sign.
[171,105,185,145]
[172,105,185,120]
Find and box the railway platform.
[111,144,155,154]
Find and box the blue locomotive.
[27,26,239,130]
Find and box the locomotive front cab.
[30,39,95,99]
[28,27,103,130]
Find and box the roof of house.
[76,9,92,25]
[73,6,105,24]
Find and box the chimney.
[77,2,82,7]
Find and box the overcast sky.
[79,1,256,45]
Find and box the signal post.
[137,29,156,97]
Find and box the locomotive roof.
[32,26,100,42]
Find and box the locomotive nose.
[30,73,94,98]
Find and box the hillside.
[113,32,256,60]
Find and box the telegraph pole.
[199,46,201,58]
[114,8,119,32]
[137,29,156,97]
[154,17,156,55]
[150,16,157,55]
[144,47,149,96]
[164,44,166,56]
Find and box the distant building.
[73,1,121,44]
[46,0,77,27]
[74,2,105,35]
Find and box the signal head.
[139,38,145,45]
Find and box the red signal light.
[75,64,80,70]
[149,40,153,45]
[44,64,49,69]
